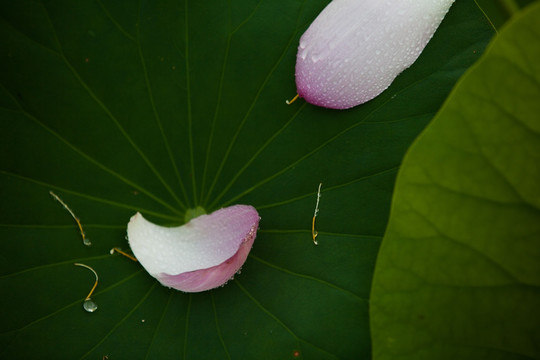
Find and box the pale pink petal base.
[127,205,260,293]
[158,232,255,292]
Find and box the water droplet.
[311,54,322,63]
[83,238,92,246]
[375,50,381,55]
[83,298,97,312]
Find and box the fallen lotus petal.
[127,205,259,292]
[295,0,455,109]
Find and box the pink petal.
[127,205,260,292]
[295,0,455,109]
[158,235,255,292]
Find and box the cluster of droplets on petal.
[127,205,260,292]
[158,223,257,292]
[295,0,455,109]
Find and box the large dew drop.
[83,299,97,313]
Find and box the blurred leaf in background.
[371,2,540,359]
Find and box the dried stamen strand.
[74,263,99,312]
[110,247,138,262]
[49,191,90,246]
[312,183,322,245]
[286,94,299,105]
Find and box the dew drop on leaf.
[83,299,97,312]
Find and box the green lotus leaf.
[0,0,492,358]
[370,3,540,359]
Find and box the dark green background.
[0,0,531,359]
[477,0,536,28]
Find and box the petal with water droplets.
[295,0,455,109]
[127,205,260,292]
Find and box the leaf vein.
[211,292,232,360]
[255,166,399,209]
[210,103,307,209]
[409,207,527,285]
[95,0,136,41]
[249,254,367,301]
[37,0,183,211]
[144,291,174,360]
[0,170,181,221]
[136,0,188,209]
[0,270,144,335]
[184,0,197,206]
[79,282,157,360]
[205,18,301,205]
